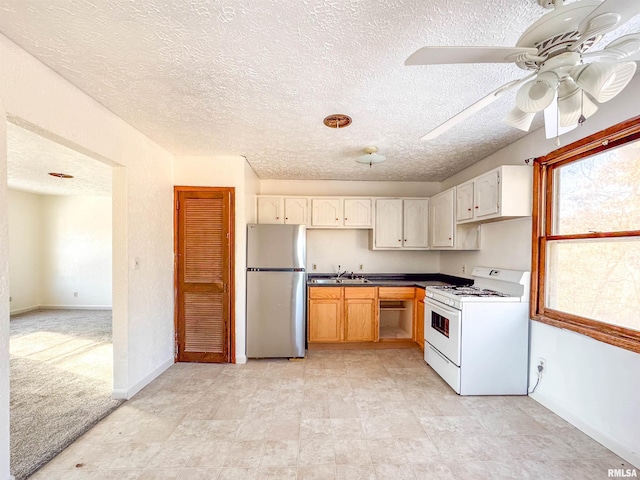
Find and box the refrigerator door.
[247,224,306,269]
[247,271,305,358]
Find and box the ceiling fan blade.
[421,74,536,140]
[583,32,640,62]
[543,96,577,140]
[573,0,640,45]
[405,46,539,66]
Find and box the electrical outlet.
[359,264,364,271]
[312,264,317,271]
[73,292,79,298]
[462,264,466,274]
[538,357,546,374]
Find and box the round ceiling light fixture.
[323,114,352,129]
[356,147,386,167]
[48,172,74,178]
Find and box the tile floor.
[32,348,632,480]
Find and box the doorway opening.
[6,120,120,480]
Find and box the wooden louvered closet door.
[175,188,234,363]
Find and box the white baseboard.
[39,304,112,310]
[531,391,640,468]
[9,306,39,316]
[235,355,247,364]
[112,356,174,400]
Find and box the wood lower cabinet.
[414,288,425,350]
[308,299,342,342]
[309,285,426,348]
[308,287,377,343]
[308,287,343,342]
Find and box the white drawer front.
[425,342,461,394]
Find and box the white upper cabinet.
[474,170,500,218]
[284,197,308,224]
[343,198,372,227]
[403,199,429,248]
[257,197,284,224]
[455,182,474,222]
[373,198,429,250]
[374,199,403,248]
[430,188,455,248]
[456,166,532,224]
[311,198,343,227]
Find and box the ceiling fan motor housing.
[516,0,603,69]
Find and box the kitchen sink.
[311,278,371,284]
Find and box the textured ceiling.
[0,1,638,182]
[7,123,112,196]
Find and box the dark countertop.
[307,273,471,289]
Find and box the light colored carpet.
[9,309,123,480]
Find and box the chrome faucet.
[336,265,348,278]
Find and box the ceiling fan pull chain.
[555,102,561,147]
[578,90,587,126]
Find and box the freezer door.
[246,271,305,358]
[247,224,306,269]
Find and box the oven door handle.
[425,298,460,317]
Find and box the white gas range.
[424,267,531,396]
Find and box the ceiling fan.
[406,0,640,141]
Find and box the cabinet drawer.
[309,286,342,299]
[378,287,415,299]
[344,287,376,299]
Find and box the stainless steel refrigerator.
[246,224,306,358]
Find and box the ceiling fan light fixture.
[558,85,598,127]
[572,61,637,103]
[515,72,559,113]
[503,107,536,132]
[356,147,386,166]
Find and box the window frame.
[531,115,640,354]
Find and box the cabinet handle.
[448,237,451,240]
[345,218,348,221]
[475,206,479,209]
[399,239,402,242]
[467,208,471,211]
[276,216,280,219]
[336,218,339,221]
[285,217,288,220]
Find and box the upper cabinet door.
[343,198,372,227]
[311,198,342,227]
[403,199,429,248]
[474,170,500,218]
[431,188,455,248]
[375,199,403,248]
[284,198,308,225]
[257,197,284,224]
[456,182,474,222]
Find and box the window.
[531,116,640,353]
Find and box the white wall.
[260,179,440,197]
[1,31,175,436]
[174,155,256,364]
[438,74,640,467]
[0,100,11,480]
[7,189,41,314]
[39,195,112,308]
[307,229,439,274]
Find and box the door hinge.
[176,200,180,210]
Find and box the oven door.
[424,298,462,366]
